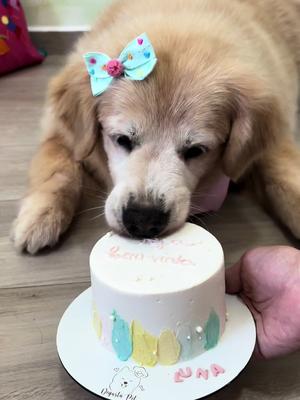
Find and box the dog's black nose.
[122,203,169,238]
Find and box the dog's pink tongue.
[190,171,230,214]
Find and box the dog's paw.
[11,193,72,254]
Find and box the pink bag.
[0,0,44,76]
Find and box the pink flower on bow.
[106,59,124,77]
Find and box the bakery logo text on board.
[101,366,148,399]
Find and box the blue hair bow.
[84,33,157,96]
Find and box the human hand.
[226,246,300,359]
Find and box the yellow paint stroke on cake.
[158,330,181,365]
[131,321,158,367]
[92,305,102,339]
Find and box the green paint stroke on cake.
[204,310,220,350]
[111,310,132,361]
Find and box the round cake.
[90,223,226,366]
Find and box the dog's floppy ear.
[47,61,100,161]
[222,76,281,181]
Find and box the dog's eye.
[116,135,133,152]
[183,145,208,161]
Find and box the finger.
[239,293,267,360]
[225,258,243,294]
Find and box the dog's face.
[51,35,279,239]
[99,71,230,238]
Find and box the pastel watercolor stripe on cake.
[158,329,181,365]
[176,324,193,360]
[204,310,220,350]
[92,304,102,339]
[176,324,204,360]
[111,310,132,361]
[131,320,158,366]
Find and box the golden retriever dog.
[12,0,300,253]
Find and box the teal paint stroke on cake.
[204,310,220,350]
[111,310,132,361]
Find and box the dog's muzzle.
[122,201,170,239]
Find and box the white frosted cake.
[90,223,226,366]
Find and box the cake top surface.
[90,223,224,295]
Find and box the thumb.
[225,258,244,294]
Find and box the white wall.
[22,0,111,30]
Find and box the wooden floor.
[1,56,300,400]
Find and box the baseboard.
[29,26,90,32]
[29,31,86,55]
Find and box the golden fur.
[12,0,300,253]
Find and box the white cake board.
[57,288,256,399]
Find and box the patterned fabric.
[0,0,44,76]
[84,33,157,96]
